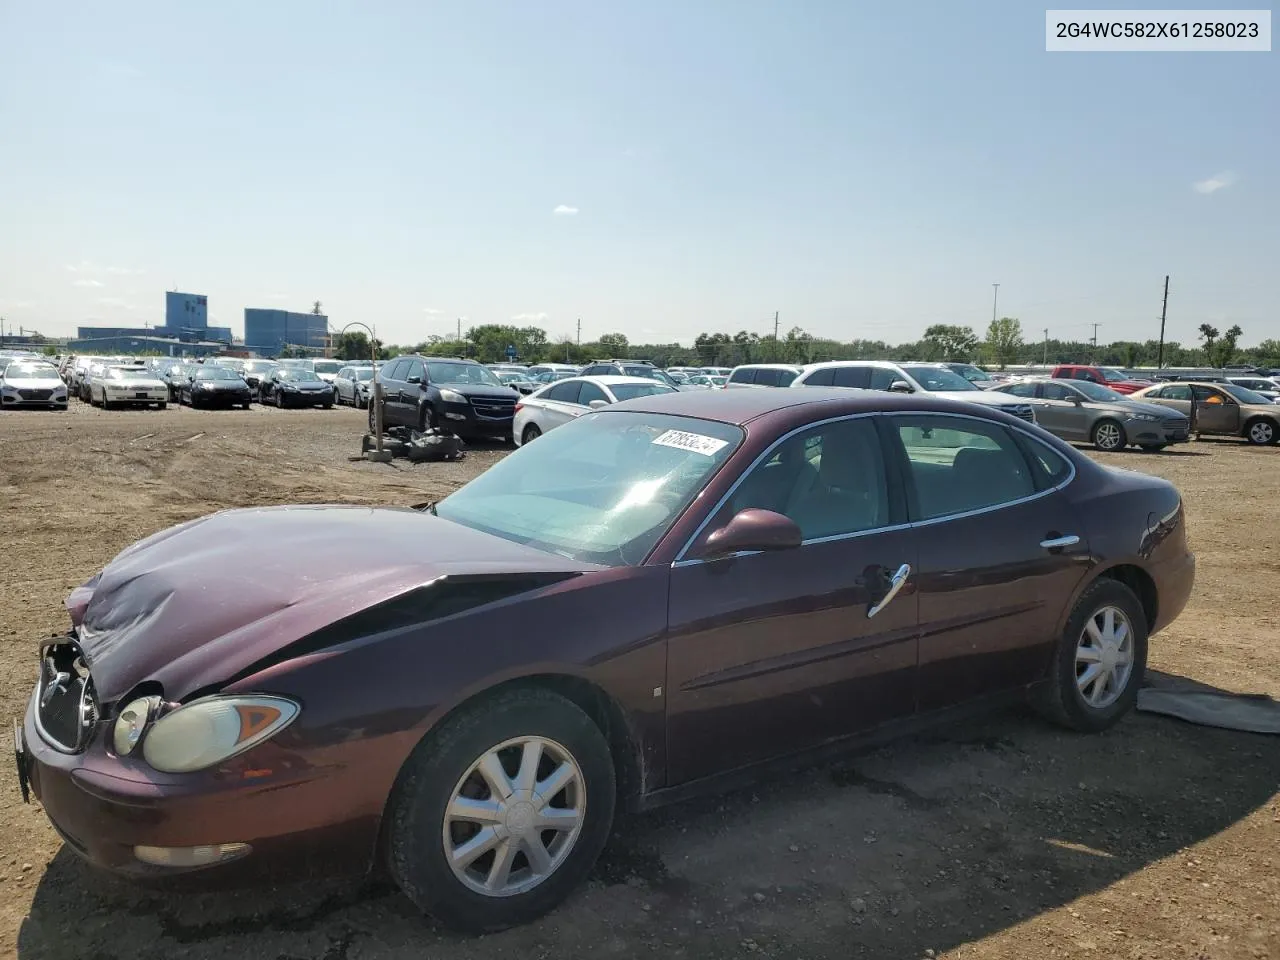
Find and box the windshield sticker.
[651,429,729,457]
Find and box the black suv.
[370,355,520,440]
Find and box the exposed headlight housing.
[438,388,465,403]
[141,695,300,773]
[113,695,161,756]
[1130,413,1157,422]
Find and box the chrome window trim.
[671,410,1077,568]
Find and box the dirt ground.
[1,402,1276,960]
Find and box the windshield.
[195,367,242,381]
[1221,384,1270,405]
[901,365,978,392]
[610,383,678,401]
[953,364,993,382]
[427,361,503,387]
[498,372,529,384]
[353,368,374,381]
[436,412,743,566]
[107,367,150,380]
[278,369,316,382]
[278,359,315,371]
[4,363,57,379]
[1099,368,1133,383]
[312,360,343,374]
[1070,380,1127,402]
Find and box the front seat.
[784,434,886,540]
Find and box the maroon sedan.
[15,388,1195,932]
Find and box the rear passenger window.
[803,368,835,386]
[892,416,1035,520]
[753,369,782,387]
[832,367,870,389]
[776,369,798,386]
[728,368,755,385]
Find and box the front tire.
[387,687,616,934]
[1034,578,1148,733]
[522,424,542,444]
[1244,417,1277,446]
[1091,418,1125,452]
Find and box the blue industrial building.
[67,334,229,357]
[73,290,233,352]
[244,308,329,357]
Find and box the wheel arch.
[369,671,644,876]
[1242,414,1279,443]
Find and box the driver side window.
[1042,383,1075,402]
[723,418,889,541]
[577,381,609,406]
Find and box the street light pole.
[991,283,1000,327]
[340,321,388,461]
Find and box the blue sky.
[0,1,1275,348]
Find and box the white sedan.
[0,360,69,410]
[513,375,677,445]
[89,366,170,410]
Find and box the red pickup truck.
[1050,364,1152,395]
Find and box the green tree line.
[333,319,1279,370]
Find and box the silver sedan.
[993,378,1190,451]
[513,375,677,445]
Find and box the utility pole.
[576,318,581,345]
[991,283,1000,327]
[1043,328,1049,366]
[1091,322,1101,360]
[773,310,779,360]
[1157,274,1170,369]
[456,317,461,343]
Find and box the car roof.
[573,375,666,387]
[607,384,1001,425]
[731,363,807,371]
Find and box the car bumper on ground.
[15,694,375,882]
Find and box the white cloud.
[422,307,443,316]
[511,312,548,322]
[1193,171,1236,194]
[552,204,579,216]
[66,260,145,276]
[73,278,104,288]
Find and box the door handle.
[1040,534,1080,550]
[867,563,911,619]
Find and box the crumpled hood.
[70,505,596,703]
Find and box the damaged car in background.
[14,388,1195,933]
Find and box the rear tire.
[386,687,616,934]
[1091,419,1126,452]
[522,424,542,444]
[157,403,167,411]
[1034,578,1147,733]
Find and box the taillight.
[514,403,523,413]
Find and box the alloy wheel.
[1075,605,1134,709]
[442,736,585,899]
[1094,421,1122,450]
[1248,420,1275,445]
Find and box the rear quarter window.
[728,368,756,385]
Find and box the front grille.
[18,389,53,400]
[470,395,516,419]
[1000,404,1036,423]
[36,639,98,754]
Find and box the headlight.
[1129,413,1157,422]
[438,388,465,403]
[113,695,161,756]
[141,695,300,773]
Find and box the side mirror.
[406,375,422,385]
[1070,395,1083,406]
[588,399,609,410]
[888,380,913,393]
[701,509,802,558]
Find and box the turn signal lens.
[141,695,300,774]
